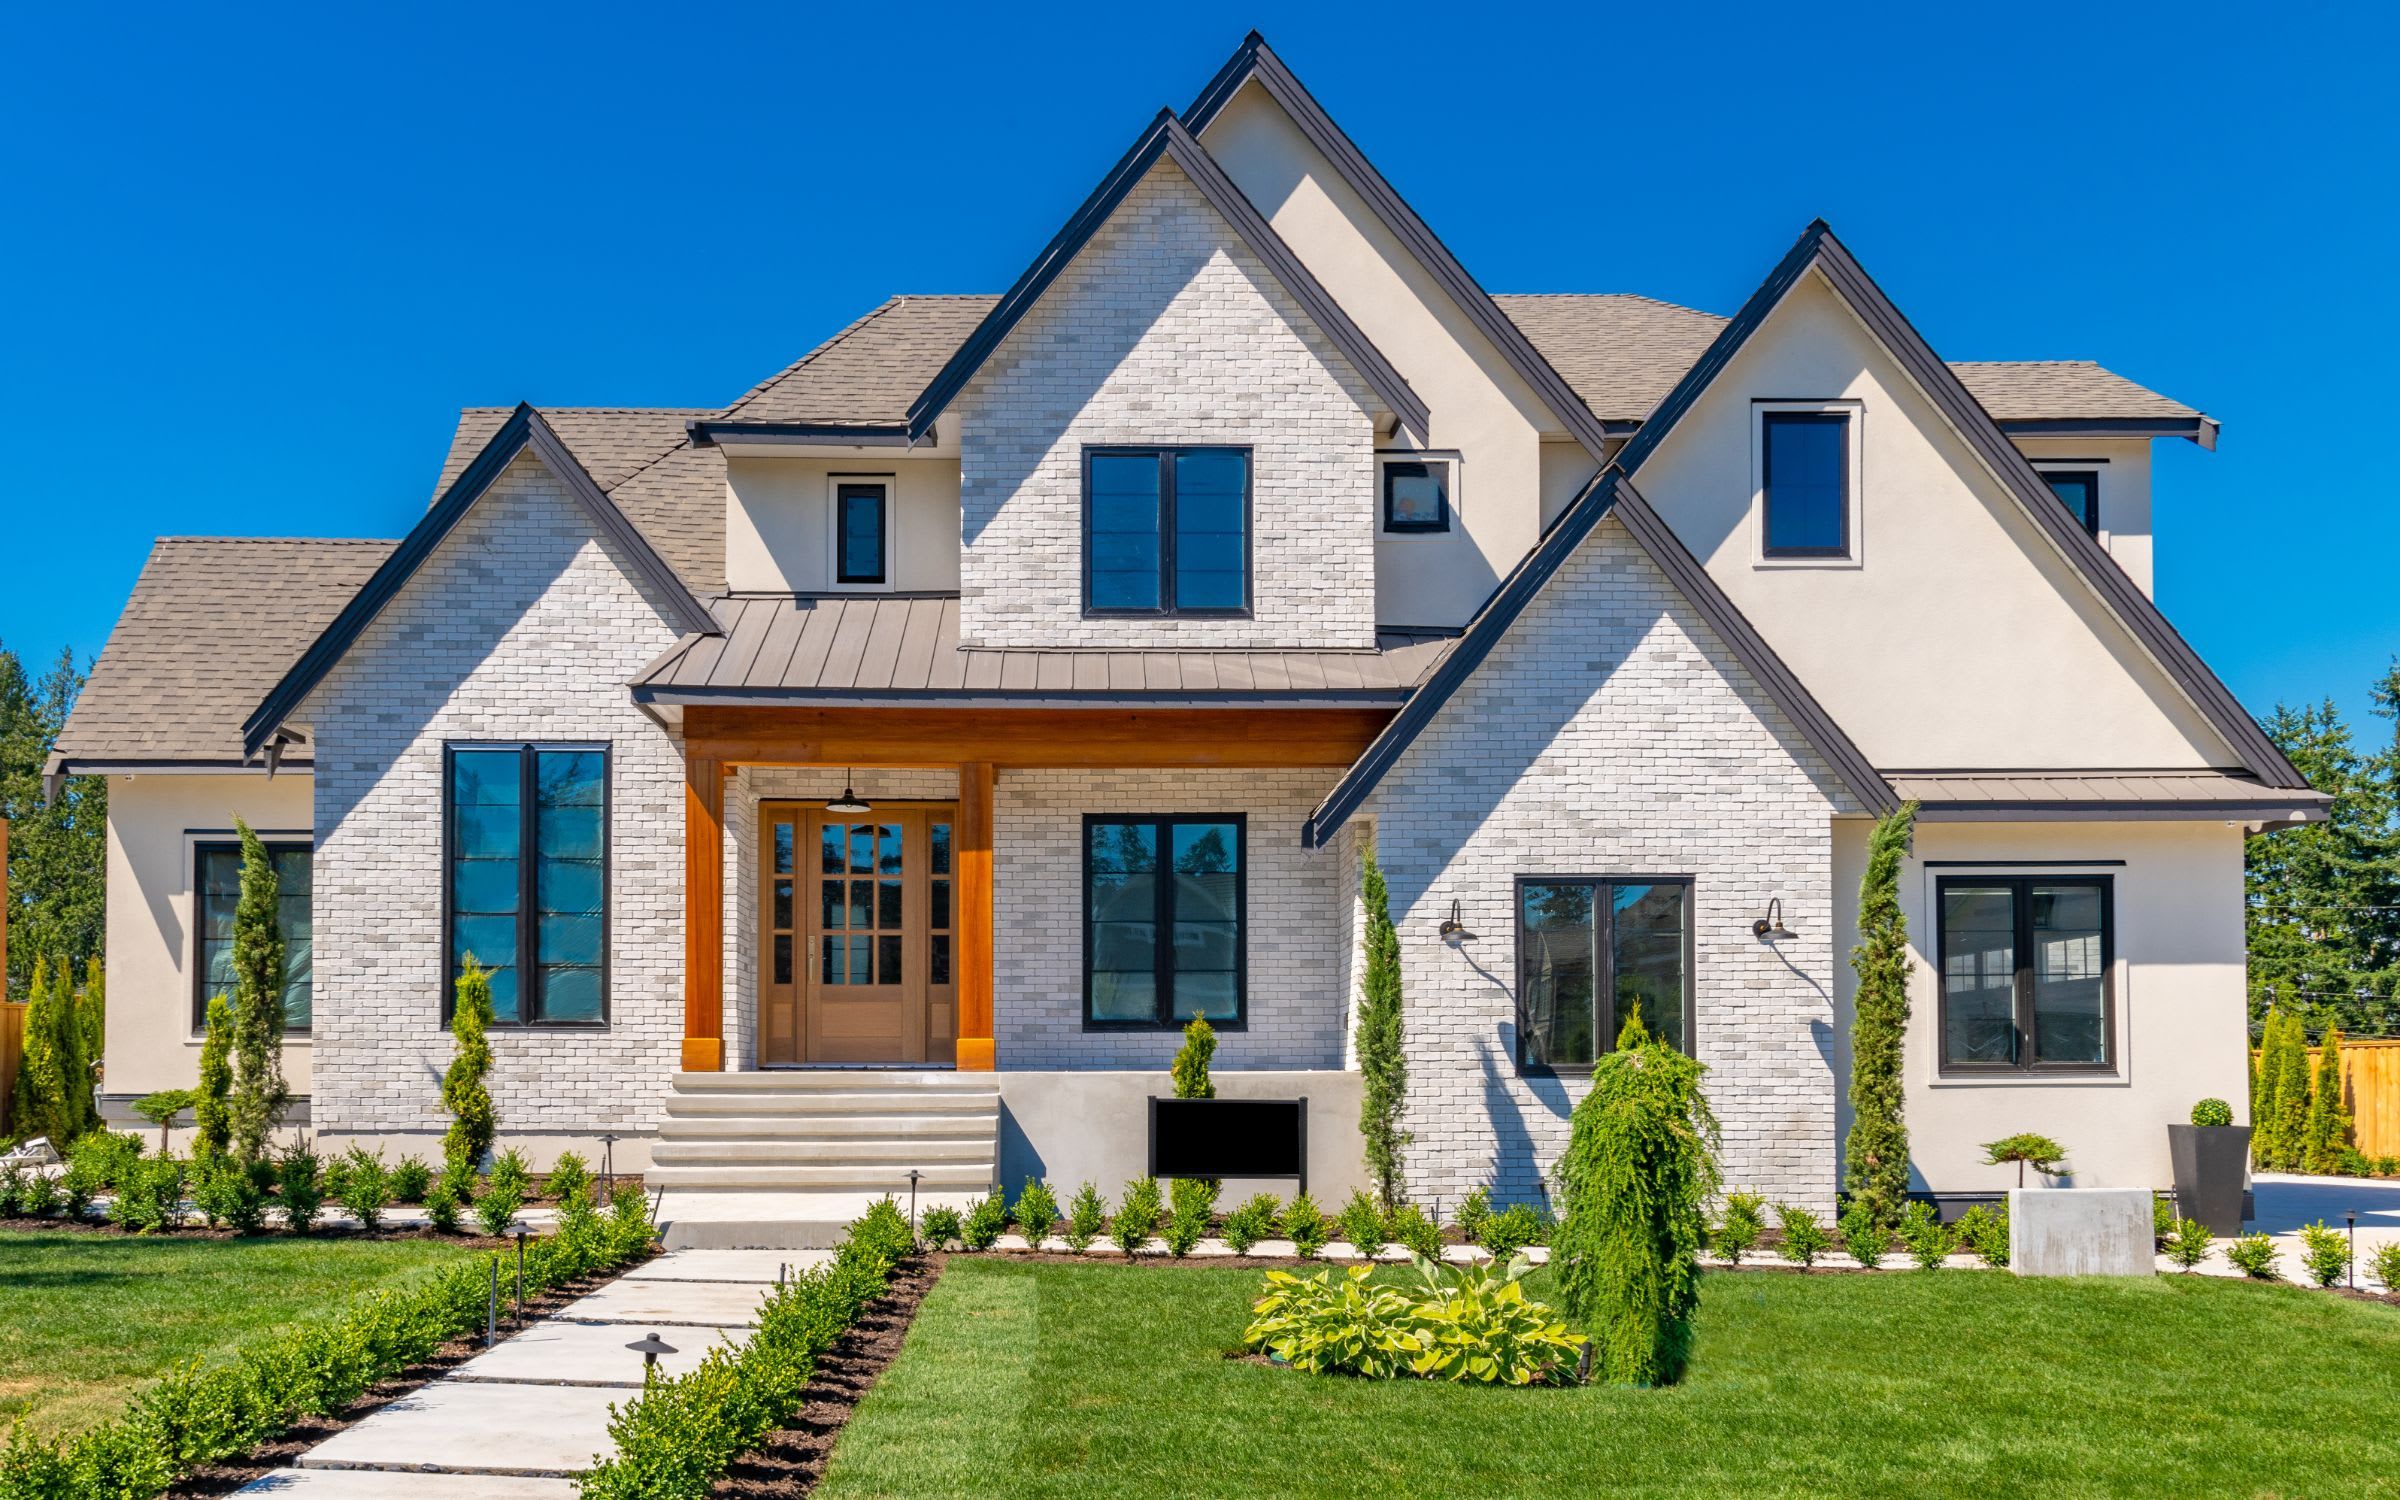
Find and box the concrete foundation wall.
[997,1069,1366,1204]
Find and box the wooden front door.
[757,803,958,1065]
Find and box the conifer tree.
[1843,802,1918,1229]
[2301,1027,2353,1173]
[14,955,91,1144]
[77,956,104,1074]
[193,994,234,1163]
[0,645,106,1002]
[1170,1014,1216,1099]
[2269,1013,2313,1170]
[1354,840,1408,1210]
[443,958,498,1173]
[225,817,290,1164]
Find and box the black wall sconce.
[1752,898,1795,941]
[1438,899,1475,941]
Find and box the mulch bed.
[154,1247,656,1499]
[710,1253,945,1499]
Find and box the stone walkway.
[234,1249,825,1497]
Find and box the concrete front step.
[658,1112,997,1140]
[646,1162,995,1191]
[652,1136,995,1165]
[664,1090,998,1118]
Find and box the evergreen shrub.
[544,1151,590,1205]
[1355,842,1409,1208]
[277,1142,324,1235]
[1279,1191,1329,1259]
[1337,1188,1388,1259]
[1387,1202,1444,1260]
[340,1148,394,1231]
[2226,1233,2281,1280]
[1012,1179,1060,1244]
[390,1156,433,1205]
[1898,1201,1952,1269]
[1838,1203,1889,1268]
[2297,1221,2348,1287]
[2162,1217,2214,1272]
[1711,1192,1766,1264]
[960,1194,1008,1251]
[918,1204,963,1249]
[1953,1204,2010,1267]
[1773,1205,1831,1269]
[1220,1193,1278,1255]
[1112,1177,1163,1256]
[1478,1203,1549,1264]
[1165,1176,1217,1257]
[1063,1183,1107,1253]
[1451,1186,1491,1246]
[2190,1097,2234,1128]
[2368,1241,2400,1295]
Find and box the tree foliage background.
[0,642,105,1003]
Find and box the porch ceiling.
[678,704,1391,769]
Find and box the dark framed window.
[1083,814,1245,1029]
[1084,447,1250,615]
[1515,877,1692,1072]
[2039,469,2101,536]
[834,479,889,585]
[1761,410,1851,557]
[1381,458,1450,533]
[193,840,312,1031]
[444,744,609,1026]
[1937,875,2113,1072]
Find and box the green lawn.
[0,1230,479,1438]
[819,1258,2400,1499]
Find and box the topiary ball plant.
[2191,1098,2235,1128]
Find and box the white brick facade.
[994,768,1347,1069]
[1365,517,1859,1211]
[954,161,1382,650]
[307,455,688,1145]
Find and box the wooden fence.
[2310,1037,2400,1160]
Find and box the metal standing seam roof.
[1891,770,2328,819]
[632,594,1456,702]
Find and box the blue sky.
[3,2,2393,733]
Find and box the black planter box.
[1149,1097,1307,1192]
[2167,1123,2252,1236]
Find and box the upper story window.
[193,839,312,1031]
[1085,814,1245,1029]
[1938,875,2112,1073]
[1084,447,1249,615]
[1759,408,1854,559]
[830,477,890,588]
[445,744,609,1026]
[1516,876,1692,1072]
[1380,454,1453,533]
[2036,468,2101,537]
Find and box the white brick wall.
[1365,517,1860,1211]
[994,768,1347,1069]
[307,455,688,1140]
[954,161,1382,651]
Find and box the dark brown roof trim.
[1183,34,1613,460]
[242,404,722,757]
[1302,468,1897,846]
[907,109,1427,445]
[1995,416,2219,450]
[1914,802,2322,823]
[629,685,1414,709]
[688,421,920,448]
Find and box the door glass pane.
[878,824,902,875]
[1088,453,1162,610]
[774,934,792,985]
[1519,882,1596,1067]
[1087,822,1159,1020]
[848,880,873,929]
[878,879,903,928]
[849,825,874,874]
[774,822,795,874]
[930,878,951,931]
[820,824,844,874]
[772,879,793,932]
[821,879,845,929]
[1612,882,1688,1053]
[2030,884,2107,1064]
[930,934,951,985]
[930,822,951,875]
[1173,449,1248,610]
[1942,886,2017,1065]
[822,936,841,984]
[1763,412,1849,555]
[1169,822,1239,1019]
[848,934,872,985]
[878,934,903,986]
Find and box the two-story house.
[54,33,2323,1239]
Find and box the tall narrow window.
[1083,448,1250,615]
[193,841,312,1030]
[1516,877,1692,1070]
[1938,875,2112,1072]
[832,479,889,586]
[2039,469,2101,536]
[1084,814,1244,1027]
[445,744,609,1025]
[1761,410,1851,558]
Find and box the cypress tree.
[2269,1013,2313,1171]
[77,956,104,1081]
[193,994,234,1164]
[1354,839,1408,1210]
[2251,1008,2290,1168]
[14,956,69,1141]
[443,958,498,1173]
[2301,1027,2353,1174]
[1170,1014,1217,1099]
[1843,802,1918,1229]
[225,817,290,1165]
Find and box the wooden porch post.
[956,762,996,1071]
[682,756,725,1071]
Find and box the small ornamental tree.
[1843,801,1918,1230]
[443,957,498,1174]
[2301,1027,2354,1174]
[133,1089,198,1156]
[1551,1011,1721,1389]
[1355,840,1409,1211]
[1170,1015,1217,1099]
[225,818,291,1165]
[193,994,235,1163]
[1980,1132,2069,1187]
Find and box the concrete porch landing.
[657,1188,982,1249]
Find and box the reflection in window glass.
[1938,877,2113,1070]
[1762,411,1849,556]
[195,845,312,1029]
[1084,817,1243,1026]
[446,746,607,1025]
[1514,878,1692,1070]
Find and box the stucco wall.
[723,455,963,596]
[998,1069,1367,1204]
[953,159,1381,650]
[1365,515,1858,1210]
[102,771,317,1102]
[2016,437,2154,596]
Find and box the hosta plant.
[1402,1254,1585,1385]
[1244,1265,1423,1379]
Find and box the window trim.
[1378,451,1456,534]
[826,474,895,591]
[1934,873,2116,1076]
[1752,401,1863,565]
[1080,446,1254,618]
[189,834,314,1034]
[1080,812,1248,1032]
[440,741,613,1029]
[1511,874,1696,1076]
[2030,464,2103,538]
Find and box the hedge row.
[578,1199,917,1500]
[0,1196,658,1500]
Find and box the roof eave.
[1993,416,2219,449]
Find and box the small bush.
[390,1155,433,1205]
[1712,1191,1767,1264]
[2298,1221,2349,1287]
[1220,1193,1279,1255]
[1012,1179,1060,1245]
[960,1194,1008,1251]
[485,1146,532,1202]
[0,1164,26,1217]
[1280,1191,1329,1259]
[2226,1233,2280,1280]
[2368,1240,2400,1294]
[1774,1204,1832,1269]
[2152,1193,2175,1242]
[1452,1186,1492,1246]
[2163,1217,2214,1272]
[1899,1201,1953,1269]
[195,1160,269,1235]
[1479,1203,1549,1264]
[319,1153,352,1207]
[439,1158,478,1208]
[19,1169,61,1219]
[277,1142,324,1234]
[339,1147,394,1232]
[1954,1204,2010,1268]
[60,1159,100,1219]
[69,1130,144,1189]
[1337,1188,1388,1259]
[544,1151,590,1205]
[424,1179,463,1234]
[1388,1202,1444,1260]
[1170,1014,1217,1099]
[2191,1097,2234,1128]
[918,1204,963,1249]
[114,1156,187,1233]
[1165,1176,1217,1258]
[1063,1183,1107,1253]
[474,1177,526,1238]
[1112,1177,1163,1256]
[1838,1203,1888,1268]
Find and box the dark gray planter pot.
[2167,1123,2252,1235]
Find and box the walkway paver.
[235,1470,577,1497]
[622,1247,817,1283]
[556,1276,778,1328]
[452,1319,743,1386]
[296,1382,624,1478]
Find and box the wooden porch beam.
[682,755,725,1071]
[955,762,995,1071]
[681,706,1390,768]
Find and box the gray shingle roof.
[724,296,1002,427]
[634,594,1455,702]
[54,538,397,768]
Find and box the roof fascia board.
[1182,34,1614,459]
[688,421,921,448]
[1916,802,2325,823]
[1994,416,2218,449]
[905,110,1427,444]
[242,405,719,757]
